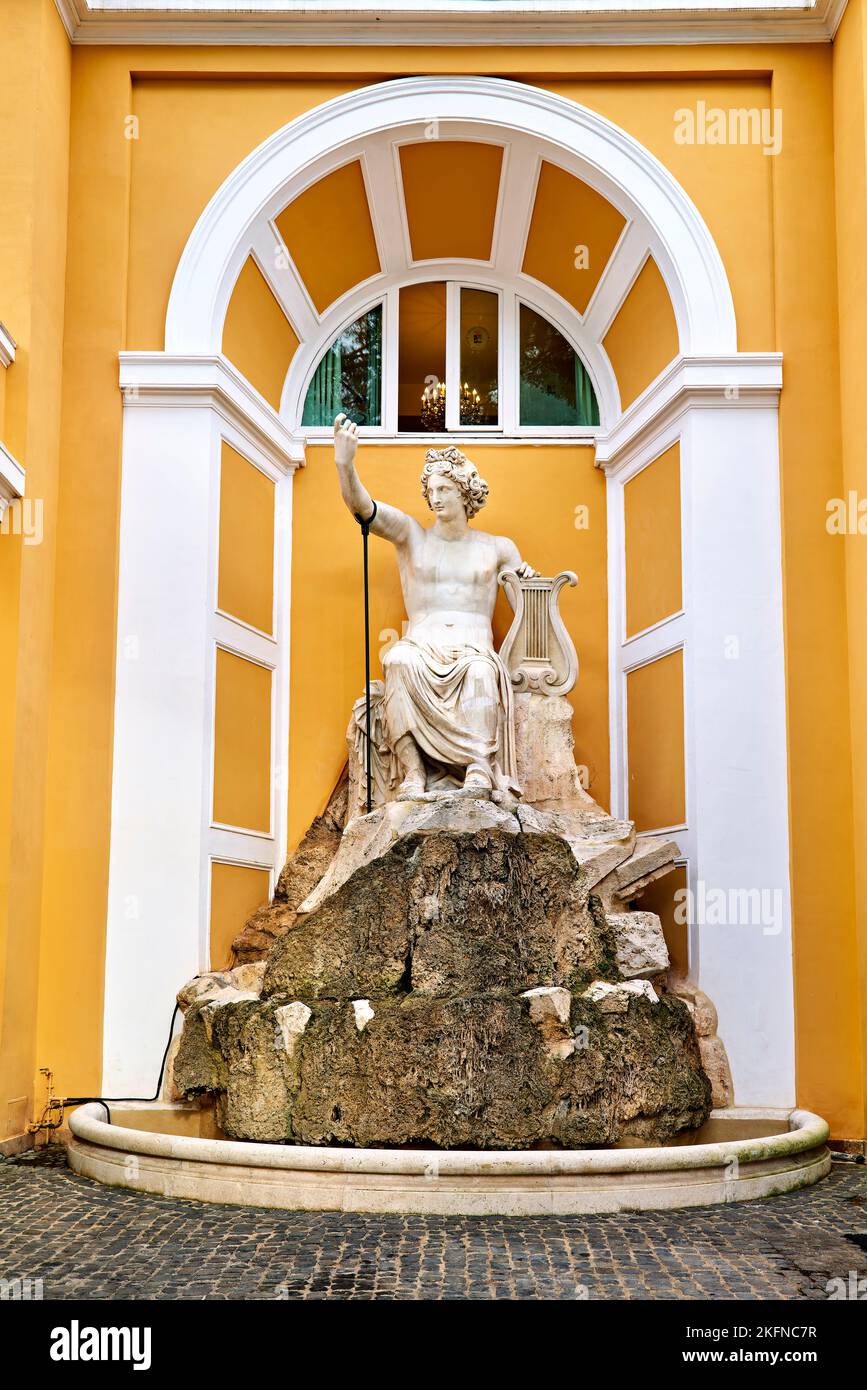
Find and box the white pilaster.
[681,404,794,1106]
[103,404,219,1093]
[104,357,303,1093]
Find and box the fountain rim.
[68,1103,828,1177]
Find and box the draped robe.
[373,516,520,796]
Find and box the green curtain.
[366,312,382,426]
[520,358,599,427]
[301,306,382,427]
[575,357,600,426]
[302,341,343,427]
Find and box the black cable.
[61,1001,182,1124]
[354,500,377,814]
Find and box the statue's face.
[426,474,466,521]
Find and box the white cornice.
[54,0,848,46]
[0,442,26,516]
[119,352,305,474]
[594,352,783,472]
[0,323,16,369]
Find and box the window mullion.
[445,281,460,432]
[501,289,515,433]
[384,287,399,434]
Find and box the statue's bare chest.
[411,532,498,590]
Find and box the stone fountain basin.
[67,1103,830,1216]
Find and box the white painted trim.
[582,218,649,350]
[166,78,737,362]
[104,377,299,1091]
[0,322,16,369]
[119,352,305,475]
[680,404,794,1107]
[595,353,783,472]
[361,140,410,279]
[490,139,539,279]
[0,442,25,516]
[605,376,794,1109]
[248,220,318,343]
[54,0,848,46]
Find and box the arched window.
[299,283,598,435]
[302,304,382,427]
[519,304,599,428]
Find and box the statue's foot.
[396,775,427,801]
[456,764,494,799]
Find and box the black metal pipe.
[355,501,378,814]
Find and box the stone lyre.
[498,569,580,697]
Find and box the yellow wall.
[0,0,70,1143]
[832,0,867,1139]
[210,862,270,971]
[604,257,680,407]
[624,443,682,637]
[523,161,626,314]
[626,649,686,833]
[222,257,300,410]
[274,160,380,313]
[218,440,276,635]
[400,140,504,262]
[0,40,856,1138]
[642,863,689,980]
[213,648,273,834]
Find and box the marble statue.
[334,413,538,802]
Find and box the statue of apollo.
[333,413,537,801]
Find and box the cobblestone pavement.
[0,1146,865,1300]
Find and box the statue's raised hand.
[515,560,539,579]
[334,413,359,468]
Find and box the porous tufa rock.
[606,910,670,979]
[521,986,575,1059]
[583,979,659,1013]
[174,819,713,1147]
[200,992,260,1041]
[352,999,375,1031]
[299,795,519,916]
[177,960,266,1012]
[274,1002,312,1057]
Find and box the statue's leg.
[394,733,427,799]
[458,659,499,791]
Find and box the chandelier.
[419,380,485,430]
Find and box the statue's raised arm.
[333,414,414,545]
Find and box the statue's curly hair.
[420,446,489,520]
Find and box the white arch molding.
[109,76,793,1117]
[165,76,737,361]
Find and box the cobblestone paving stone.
[0,1147,865,1301]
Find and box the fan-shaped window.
[302,304,382,427]
[519,304,599,427]
[299,286,599,434]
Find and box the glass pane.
[398,282,446,432]
[460,288,498,426]
[302,304,382,428]
[519,303,599,427]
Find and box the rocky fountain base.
[67,786,832,1210]
[67,784,830,1213]
[173,790,714,1149]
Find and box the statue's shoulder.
[489,532,521,563]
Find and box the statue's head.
[421,446,489,520]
